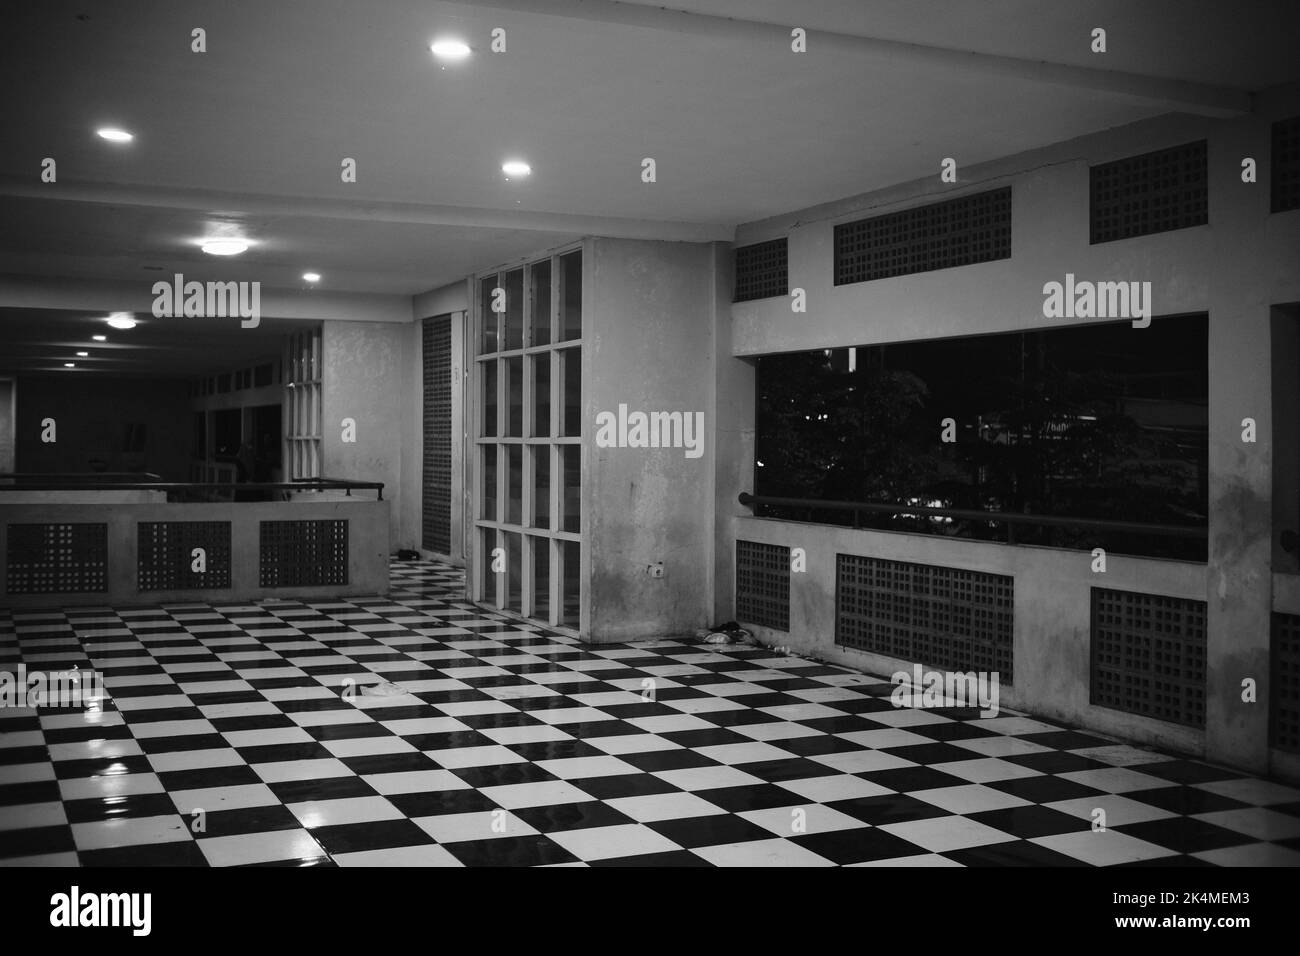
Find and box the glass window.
[532,537,551,620]
[532,446,551,530]
[532,354,551,438]
[561,445,580,534]
[479,275,499,354]
[504,268,524,351]
[480,360,498,438]
[562,347,581,437]
[505,357,523,437]
[754,315,1209,560]
[561,540,580,627]
[530,259,552,347]
[559,251,582,342]
[480,445,498,521]
[507,445,522,526]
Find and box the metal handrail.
[0,477,384,500]
[738,492,1206,540]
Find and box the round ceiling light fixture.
[96,127,134,143]
[201,238,249,256]
[430,38,472,61]
[501,159,531,178]
[105,313,137,330]
[303,272,321,283]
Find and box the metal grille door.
[423,315,453,555]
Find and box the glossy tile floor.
[2,559,1300,867]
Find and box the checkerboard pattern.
[3,559,1299,867]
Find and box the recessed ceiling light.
[302,272,321,283]
[201,239,249,256]
[76,351,88,357]
[106,314,136,330]
[92,334,107,342]
[502,160,531,177]
[64,362,76,368]
[96,128,133,143]
[430,38,471,60]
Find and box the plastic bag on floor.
[695,622,753,646]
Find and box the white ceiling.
[0,0,1296,373]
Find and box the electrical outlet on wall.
[647,562,665,578]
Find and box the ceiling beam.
[458,0,1252,118]
[0,177,733,244]
[0,274,414,323]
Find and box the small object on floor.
[362,681,408,696]
[699,622,753,645]
[395,549,420,560]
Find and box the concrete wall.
[723,94,1300,778]
[317,278,472,563]
[321,320,411,549]
[14,375,192,479]
[735,516,1207,756]
[584,237,718,641]
[0,498,389,609]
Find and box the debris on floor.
[695,621,753,645]
[361,681,408,696]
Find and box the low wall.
[733,515,1209,757]
[0,498,389,608]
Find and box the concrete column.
[710,243,756,624]
[1204,117,1273,773]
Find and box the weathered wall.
[724,95,1300,777]
[584,237,717,641]
[321,320,410,549]
[735,515,1207,756]
[0,498,389,608]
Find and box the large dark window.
[754,315,1208,560]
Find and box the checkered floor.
[2,559,1299,867]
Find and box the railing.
[737,492,1207,545]
[0,474,384,500]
